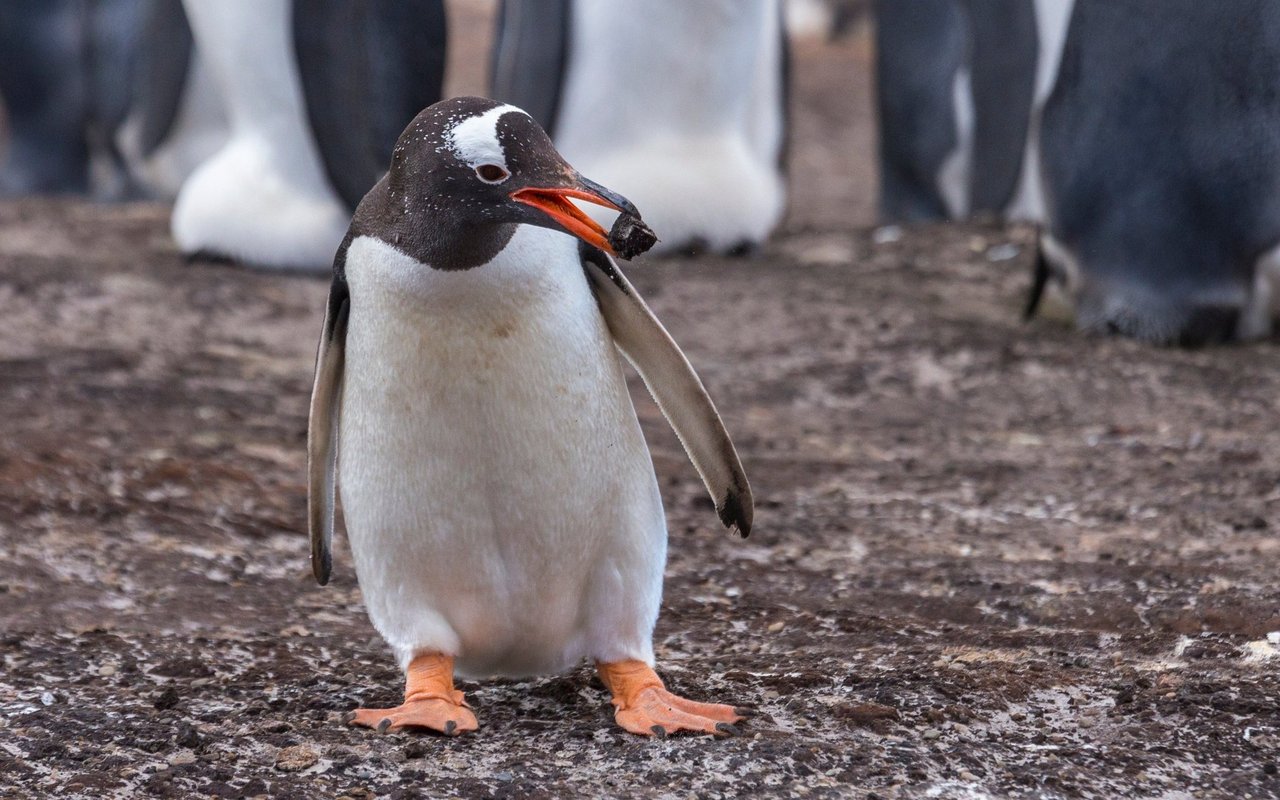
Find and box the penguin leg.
[596,660,744,737]
[345,653,478,736]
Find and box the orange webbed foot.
[597,660,745,738]
[346,653,479,736]
[345,697,478,736]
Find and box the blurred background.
[1,2,1278,797]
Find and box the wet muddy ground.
[2,21,1280,800]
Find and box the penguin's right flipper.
[580,244,753,537]
[489,0,572,136]
[307,270,350,585]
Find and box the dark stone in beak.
[608,213,659,260]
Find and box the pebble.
[872,225,902,245]
[768,621,785,633]
[168,750,197,766]
[960,771,978,781]
[98,664,117,677]
[921,728,941,740]
[40,692,55,706]
[986,243,1020,262]
[275,745,319,772]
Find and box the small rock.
[837,702,900,729]
[403,743,428,760]
[154,687,181,710]
[922,728,941,740]
[168,750,197,766]
[97,664,117,677]
[607,213,658,260]
[494,771,514,782]
[39,692,55,706]
[275,745,319,772]
[767,621,785,633]
[986,243,1020,262]
[175,723,203,750]
[872,225,902,245]
[960,771,978,781]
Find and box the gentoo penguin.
[308,96,753,737]
[1029,0,1280,345]
[171,0,445,271]
[873,0,1039,222]
[490,0,789,256]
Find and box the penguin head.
[378,96,641,260]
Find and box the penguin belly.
[338,228,667,678]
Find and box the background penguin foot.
[597,660,744,737]
[345,653,479,736]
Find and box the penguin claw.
[650,725,667,739]
[376,718,393,734]
[715,722,742,737]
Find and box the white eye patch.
[446,104,527,172]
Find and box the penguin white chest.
[337,228,666,677]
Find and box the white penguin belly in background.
[339,229,666,678]
[491,0,789,255]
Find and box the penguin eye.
[475,164,510,184]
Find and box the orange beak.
[511,185,622,255]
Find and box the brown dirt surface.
[3,20,1280,800]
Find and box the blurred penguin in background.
[115,0,228,201]
[0,0,146,199]
[169,0,447,272]
[490,0,790,256]
[1029,0,1280,345]
[873,0,1047,223]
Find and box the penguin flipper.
[580,244,753,537]
[307,272,350,585]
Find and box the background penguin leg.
[0,0,90,195]
[344,653,478,736]
[597,660,745,737]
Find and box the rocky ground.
[2,17,1279,800]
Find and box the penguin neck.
[409,216,519,272]
[353,180,517,271]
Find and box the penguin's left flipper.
[307,271,350,586]
[581,244,754,537]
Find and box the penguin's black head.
[353,96,646,270]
